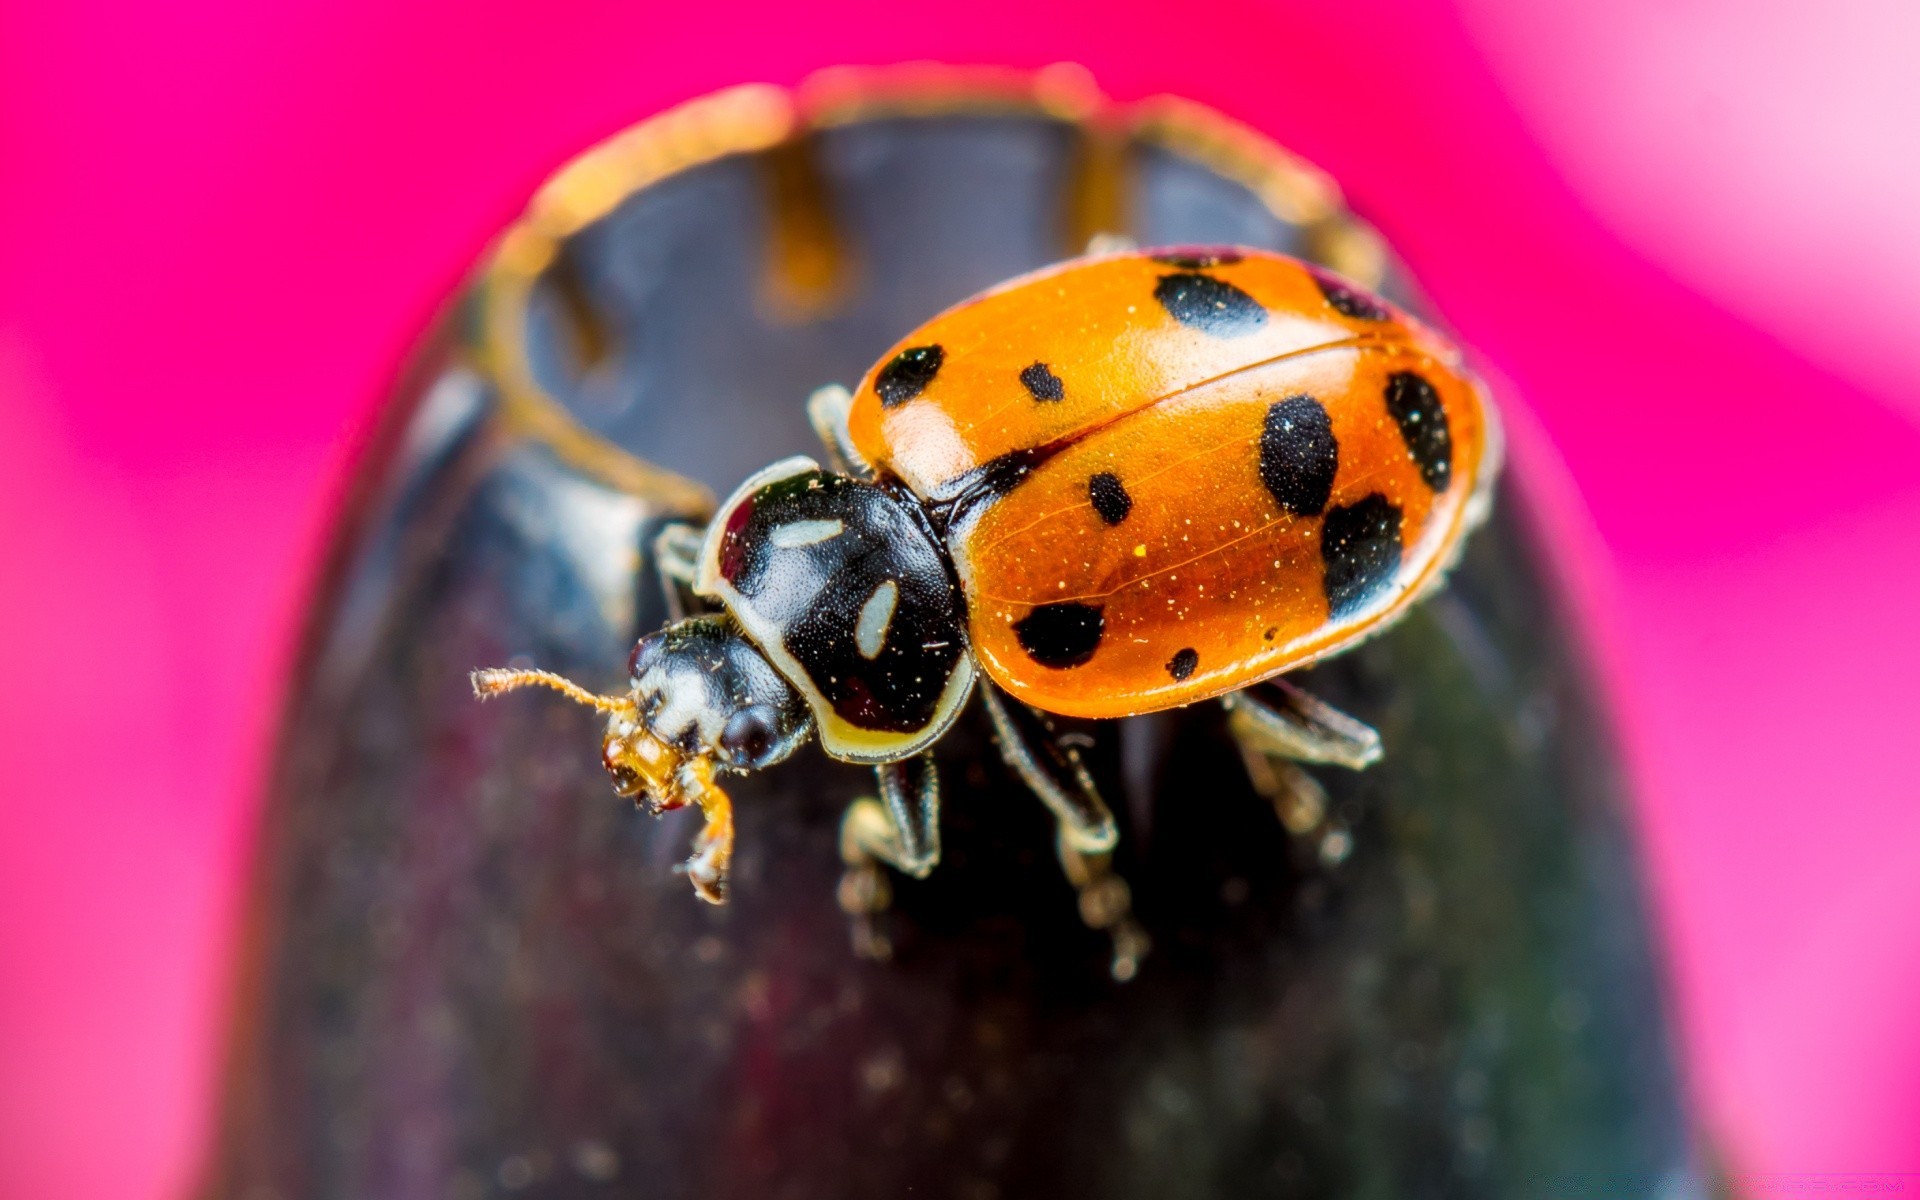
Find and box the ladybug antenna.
[470,667,635,716]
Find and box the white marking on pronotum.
[855,580,900,659]
[770,518,844,549]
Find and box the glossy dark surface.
[208,93,1704,1199]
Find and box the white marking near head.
[769,518,845,549]
[854,579,899,660]
[648,674,704,741]
[639,667,725,747]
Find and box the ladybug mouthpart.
[602,728,735,904]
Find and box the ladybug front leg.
[835,753,941,961]
[650,521,707,623]
[979,685,1150,982]
[1223,679,1380,866]
[804,383,875,480]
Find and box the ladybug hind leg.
[980,685,1150,983]
[805,383,875,481]
[1223,679,1380,866]
[1225,678,1381,769]
[836,753,941,961]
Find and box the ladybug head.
[472,615,812,848]
[619,614,813,780]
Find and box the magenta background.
[3,0,1918,1195]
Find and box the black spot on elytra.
[1321,494,1403,620]
[1154,272,1267,338]
[1020,361,1065,402]
[1384,371,1453,492]
[1088,472,1132,525]
[1013,602,1105,669]
[1308,267,1391,321]
[1150,245,1243,269]
[876,344,944,408]
[1166,647,1199,680]
[1259,395,1339,517]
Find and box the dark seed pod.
[209,74,1703,1200]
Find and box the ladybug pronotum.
[475,245,1501,978]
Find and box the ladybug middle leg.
[836,753,941,961]
[980,685,1151,982]
[1223,679,1381,865]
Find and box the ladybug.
[475,245,1500,977]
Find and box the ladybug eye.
[628,635,665,680]
[720,707,779,769]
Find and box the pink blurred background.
[3,0,1917,1194]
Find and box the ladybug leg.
[805,383,875,480]
[979,685,1150,982]
[1223,679,1381,769]
[1055,835,1151,983]
[979,685,1115,849]
[1230,743,1354,868]
[836,753,941,960]
[1224,680,1378,866]
[651,521,706,622]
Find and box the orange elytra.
[846,246,1499,719]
